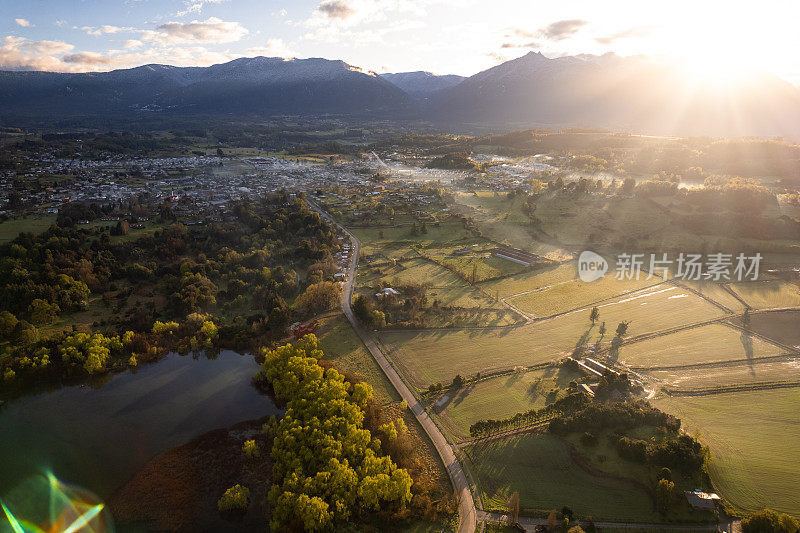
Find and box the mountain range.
[2,52,800,139]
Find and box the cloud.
[246,38,294,57]
[501,41,539,49]
[316,0,356,19]
[83,25,134,36]
[62,51,115,66]
[595,26,650,45]
[0,34,239,72]
[32,40,75,54]
[0,36,68,71]
[505,27,536,39]
[177,0,229,17]
[143,17,248,44]
[15,19,33,27]
[123,39,144,49]
[537,19,588,41]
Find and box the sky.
[1,0,799,84]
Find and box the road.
[310,202,477,533]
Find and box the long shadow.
[572,324,596,355]
[505,372,522,388]
[740,329,756,377]
[449,383,475,409]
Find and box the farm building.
[684,490,720,510]
[492,246,544,266]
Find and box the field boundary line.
[664,379,800,396]
[630,352,799,371]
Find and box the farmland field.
[464,433,662,522]
[618,324,782,368]
[655,389,800,515]
[451,191,571,260]
[380,285,725,387]
[505,274,658,317]
[439,254,527,282]
[649,358,800,388]
[435,366,580,440]
[351,222,476,259]
[0,215,56,243]
[729,281,800,309]
[678,281,748,312]
[480,262,578,299]
[736,310,800,347]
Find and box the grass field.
[0,216,56,243]
[351,222,476,260]
[678,281,747,313]
[315,313,400,404]
[451,191,570,260]
[380,285,724,387]
[739,310,800,346]
[655,389,800,515]
[464,433,661,522]
[481,262,578,299]
[439,254,526,282]
[356,257,518,327]
[436,366,579,440]
[505,274,657,318]
[729,281,800,309]
[618,324,782,368]
[650,358,800,388]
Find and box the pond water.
[0,350,278,501]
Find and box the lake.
[0,350,278,502]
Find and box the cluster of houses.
[1,153,387,219]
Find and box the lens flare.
[1,472,113,533]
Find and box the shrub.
[242,439,260,459]
[742,509,800,533]
[218,484,250,512]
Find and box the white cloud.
[246,38,294,58]
[0,36,67,71]
[177,0,229,17]
[15,19,32,27]
[123,39,144,49]
[32,40,75,54]
[83,25,135,36]
[142,17,248,45]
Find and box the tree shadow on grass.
[449,383,475,409]
[740,329,755,377]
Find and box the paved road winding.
[310,202,477,533]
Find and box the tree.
[589,307,599,325]
[742,509,800,533]
[27,299,60,325]
[508,491,520,526]
[243,439,260,459]
[655,478,675,514]
[0,311,18,337]
[218,484,249,512]
[12,320,38,345]
[294,281,340,316]
[452,374,464,389]
[615,321,630,337]
[598,321,606,338]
